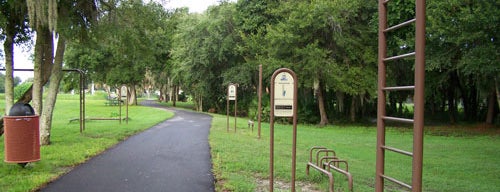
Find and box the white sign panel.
[274,72,294,117]
[121,86,128,98]
[228,84,237,101]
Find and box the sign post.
[120,85,129,124]
[258,65,263,139]
[269,68,298,192]
[119,85,129,124]
[227,83,237,132]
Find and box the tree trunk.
[193,93,202,111]
[389,93,397,115]
[350,95,356,122]
[336,92,344,113]
[167,77,172,102]
[429,91,437,115]
[128,84,137,105]
[458,75,478,121]
[163,84,168,102]
[104,85,111,96]
[317,79,329,126]
[158,85,164,102]
[32,33,44,115]
[0,37,53,137]
[198,94,203,111]
[176,85,180,102]
[194,93,198,111]
[0,7,54,138]
[0,34,14,136]
[11,54,53,104]
[398,101,404,116]
[360,94,366,117]
[486,90,495,124]
[447,78,457,124]
[159,83,166,102]
[172,85,177,107]
[4,34,15,115]
[441,87,448,114]
[33,28,54,115]
[496,76,500,111]
[40,37,66,145]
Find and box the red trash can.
[3,115,40,163]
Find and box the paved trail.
[40,100,214,192]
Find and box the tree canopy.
[3,0,499,126]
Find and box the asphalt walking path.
[39,100,215,192]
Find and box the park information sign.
[228,84,237,101]
[227,83,238,132]
[269,68,298,192]
[273,72,295,117]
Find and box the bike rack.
[306,146,353,192]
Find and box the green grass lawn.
[0,94,173,192]
[2,93,499,192]
[157,100,195,110]
[209,114,500,191]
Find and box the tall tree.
[257,0,377,124]
[427,0,500,123]
[172,2,243,112]
[68,1,169,105]
[0,0,30,116]
[148,8,185,104]
[24,0,97,144]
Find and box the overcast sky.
[8,0,235,81]
[162,0,228,13]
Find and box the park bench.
[104,96,123,106]
[306,146,353,192]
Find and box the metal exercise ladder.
[376,0,426,191]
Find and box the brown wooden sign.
[273,71,295,117]
[228,84,237,101]
[269,68,298,192]
[227,83,238,132]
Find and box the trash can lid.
[9,103,35,116]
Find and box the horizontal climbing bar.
[384,52,416,62]
[382,116,414,124]
[383,86,415,91]
[381,174,412,190]
[382,145,413,156]
[384,18,416,33]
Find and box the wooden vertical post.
[258,65,262,139]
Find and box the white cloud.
[165,0,220,13]
[154,0,236,13]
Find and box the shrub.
[14,82,32,101]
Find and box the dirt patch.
[255,178,322,192]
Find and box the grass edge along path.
[0,98,174,192]
[209,113,500,192]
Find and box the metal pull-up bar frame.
[2,68,86,133]
[376,0,426,191]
